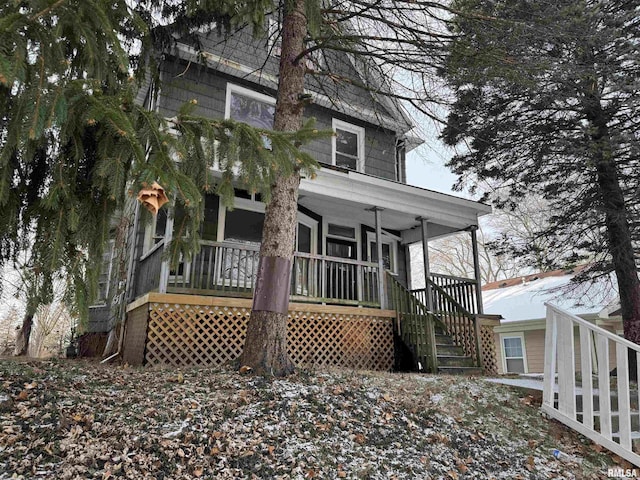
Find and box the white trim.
[225,83,276,121]
[217,195,266,242]
[143,209,168,255]
[500,333,528,374]
[366,231,398,274]
[323,218,361,261]
[332,119,365,172]
[299,168,491,233]
[297,211,318,255]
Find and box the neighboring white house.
[483,267,621,375]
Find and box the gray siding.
[192,28,395,120]
[158,59,399,181]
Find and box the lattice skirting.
[126,295,395,371]
[479,324,499,374]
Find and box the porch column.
[158,208,174,294]
[419,217,434,312]
[469,225,484,314]
[371,207,387,309]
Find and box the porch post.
[470,225,484,314]
[372,207,387,309]
[419,217,434,312]
[158,208,174,294]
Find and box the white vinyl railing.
[542,303,640,466]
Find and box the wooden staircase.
[388,274,482,374]
[435,329,482,375]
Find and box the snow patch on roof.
[482,272,617,322]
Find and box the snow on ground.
[0,359,631,479]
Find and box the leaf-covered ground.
[0,359,630,479]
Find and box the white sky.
[406,144,461,196]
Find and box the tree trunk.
[239,0,308,376]
[13,313,33,356]
[586,103,640,344]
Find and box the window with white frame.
[143,209,168,254]
[96,239,115,304]
[326,222,358,260]
[366,232,397,274]
[332,119,364,172]
[501,335,527,374]
[226,84,275,129]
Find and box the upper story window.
[225,84,275,129]
[332,119,365,172]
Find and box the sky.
[406,146,461,196]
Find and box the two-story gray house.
[88,24,496,374]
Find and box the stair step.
[436,344,464,356]
[437,355,475,367]
[438,366,483,376]
[435,334,454,345]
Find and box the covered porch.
[126,167,493,371]
[132,168,491,309]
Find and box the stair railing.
[542,303,640,466]
[412,280,482,368]
[388,274,438,373]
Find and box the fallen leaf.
[16,390,28,401]
[193,466,204,477]
[306,469,316,478]
[447,470,458,480]
[457,462,468,474]
[525,456,535,471]
[354,433,366,445]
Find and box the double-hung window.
[332,119,364,172]
[501,335,527,374]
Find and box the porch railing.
[542,303,640,466]
[134,241,164,298]
[412,275,481,367]
[422,273,480,315]
[142,240,380,306]
[388,274,438,372]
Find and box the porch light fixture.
[137,182,169,215]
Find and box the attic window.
[332,119,364,172]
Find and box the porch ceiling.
[299,168,491,243]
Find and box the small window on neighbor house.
[332,119,364,171]
[503,336,526,374]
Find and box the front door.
[326,237,357,301]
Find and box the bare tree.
[29,302,75,358]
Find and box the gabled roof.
[157,21,417,134]
[483,267,618,323]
